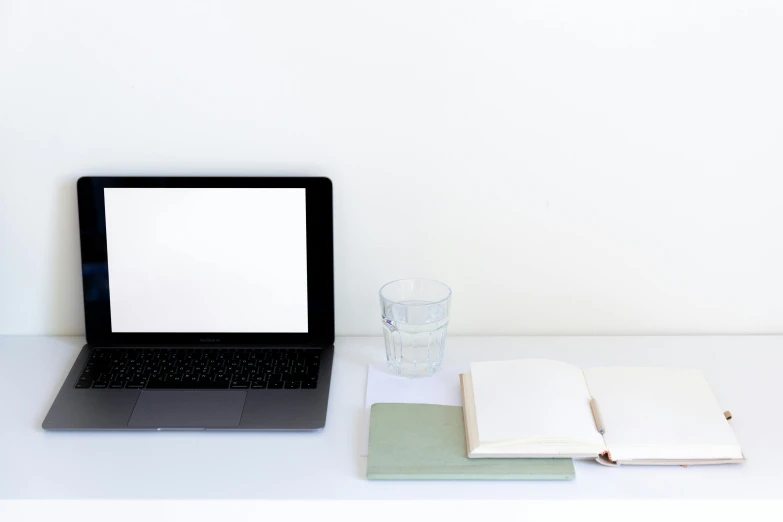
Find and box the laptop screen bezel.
[77,176,334,346]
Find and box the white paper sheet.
[360,365,467,456]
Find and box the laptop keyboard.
[75,348,320,390]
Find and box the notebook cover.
[595,454,746,466]
[367,403,575,480]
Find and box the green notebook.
[367,403,575,480]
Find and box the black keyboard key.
[212,377,231,388]
[145,377,166,388]
[302,381,317,389]
[147,375,180,389]
[92,382,108,389]
[75,379,92,389]
[251,381,267,389]
[109,382,125,389]
[148,380,182,389]
[230,381,250,389]
[284,381,301,389]
[267,381,284,389]
[191,378,228,389]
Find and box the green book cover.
[367,403,575,480]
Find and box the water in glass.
[380,279,451,378]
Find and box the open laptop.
[43,176,334,430]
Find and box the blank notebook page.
[583,367,742,461]
[471,359,605,448]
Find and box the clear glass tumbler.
[380,279,451,378]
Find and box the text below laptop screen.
[104,187,309,333]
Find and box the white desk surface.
[0,335,781,499]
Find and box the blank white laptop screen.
[103,187,309,333]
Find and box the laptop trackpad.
[128,391,246,428]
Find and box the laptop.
[43,176,334,430]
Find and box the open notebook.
[461,359,744,466]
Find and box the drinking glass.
[380,279,451,378]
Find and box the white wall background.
[1,0,782,336]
